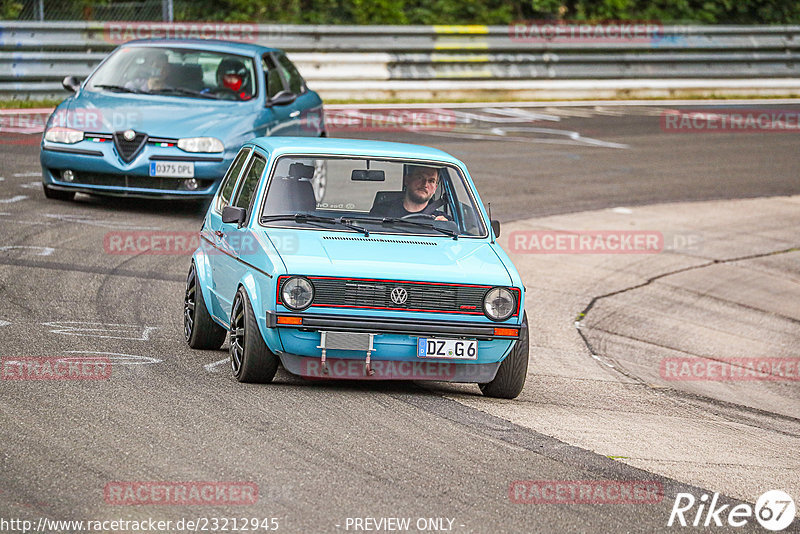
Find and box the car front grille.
[280,276,491,314]
[112,131,148,163]
[55,170,213,192]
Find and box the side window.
[215,148,250,213]
[261,54,285,100]
[233,154,266,211]
[275,53,305,95]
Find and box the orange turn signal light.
[494,327,519,337]
[277,316,303,325]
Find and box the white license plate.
[149,161,194,178]
[417,338,478,360]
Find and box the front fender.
[239,272,284,353]
[191,247,224,326]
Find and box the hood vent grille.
[322,236,437,246]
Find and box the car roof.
[121,39,278,57]
[248,137,464,165]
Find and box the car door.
[206,147,251,319]
[256,53,294,136]
[272,52,322,136]
[215,150,268,322]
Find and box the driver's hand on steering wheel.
[434,215,448,221]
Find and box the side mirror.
[62,75,81,93]
[267,91,296,107]
[222,206,247,227]
[491,220,501,238]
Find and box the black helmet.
[216,58,250,94]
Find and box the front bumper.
[278,352,502,383]
[266,311,520,340]
[268,311,519,381]
[40,141,229,198]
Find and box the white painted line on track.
[0,245,54,256]
[0,195,28,203]
[63,351,163,365]
[481,107,561,122]
[204,358,228,372]
[0,320,10,327]
[42,322,157,341]
[44,213,161,230]
[424,129,628,149]
[611,207,634,214]
[13,172,40,177]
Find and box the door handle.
[289,110,300,118]
[214,230,224,238]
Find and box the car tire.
[479,313,529,399]
[229,287,279,384]
[42,184,75,201]
[184,263,227,350]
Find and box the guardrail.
[1,22,799,100]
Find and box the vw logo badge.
[123,129,136,141]
[390,287,408,305]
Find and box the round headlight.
[483,287,516,321]
[281,276,314,310]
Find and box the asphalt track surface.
[1,103,798,533]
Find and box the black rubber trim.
[149,155,224,162]
[267,311,520,339]
[42,146,103,156]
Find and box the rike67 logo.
[668,490,796,531]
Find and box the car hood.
[63,90,249,138]
[267,229,513,286]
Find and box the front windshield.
[87,46,257,101]
[260,156,488,238]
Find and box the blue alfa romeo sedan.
[40,40,323,201]
[184,137,528,398]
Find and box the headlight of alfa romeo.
[281,277,314,310]
[177,137,224,153]
[483,287,515,321]
[44,127,83,144]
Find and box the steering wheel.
[400,213,436,220]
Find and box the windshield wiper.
[150,86,220,99]
[93,84,143,94]
[261,213,370,237]
[347,215,459,239]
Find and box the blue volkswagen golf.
[184,137,528,398]
[40,40,324,201]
